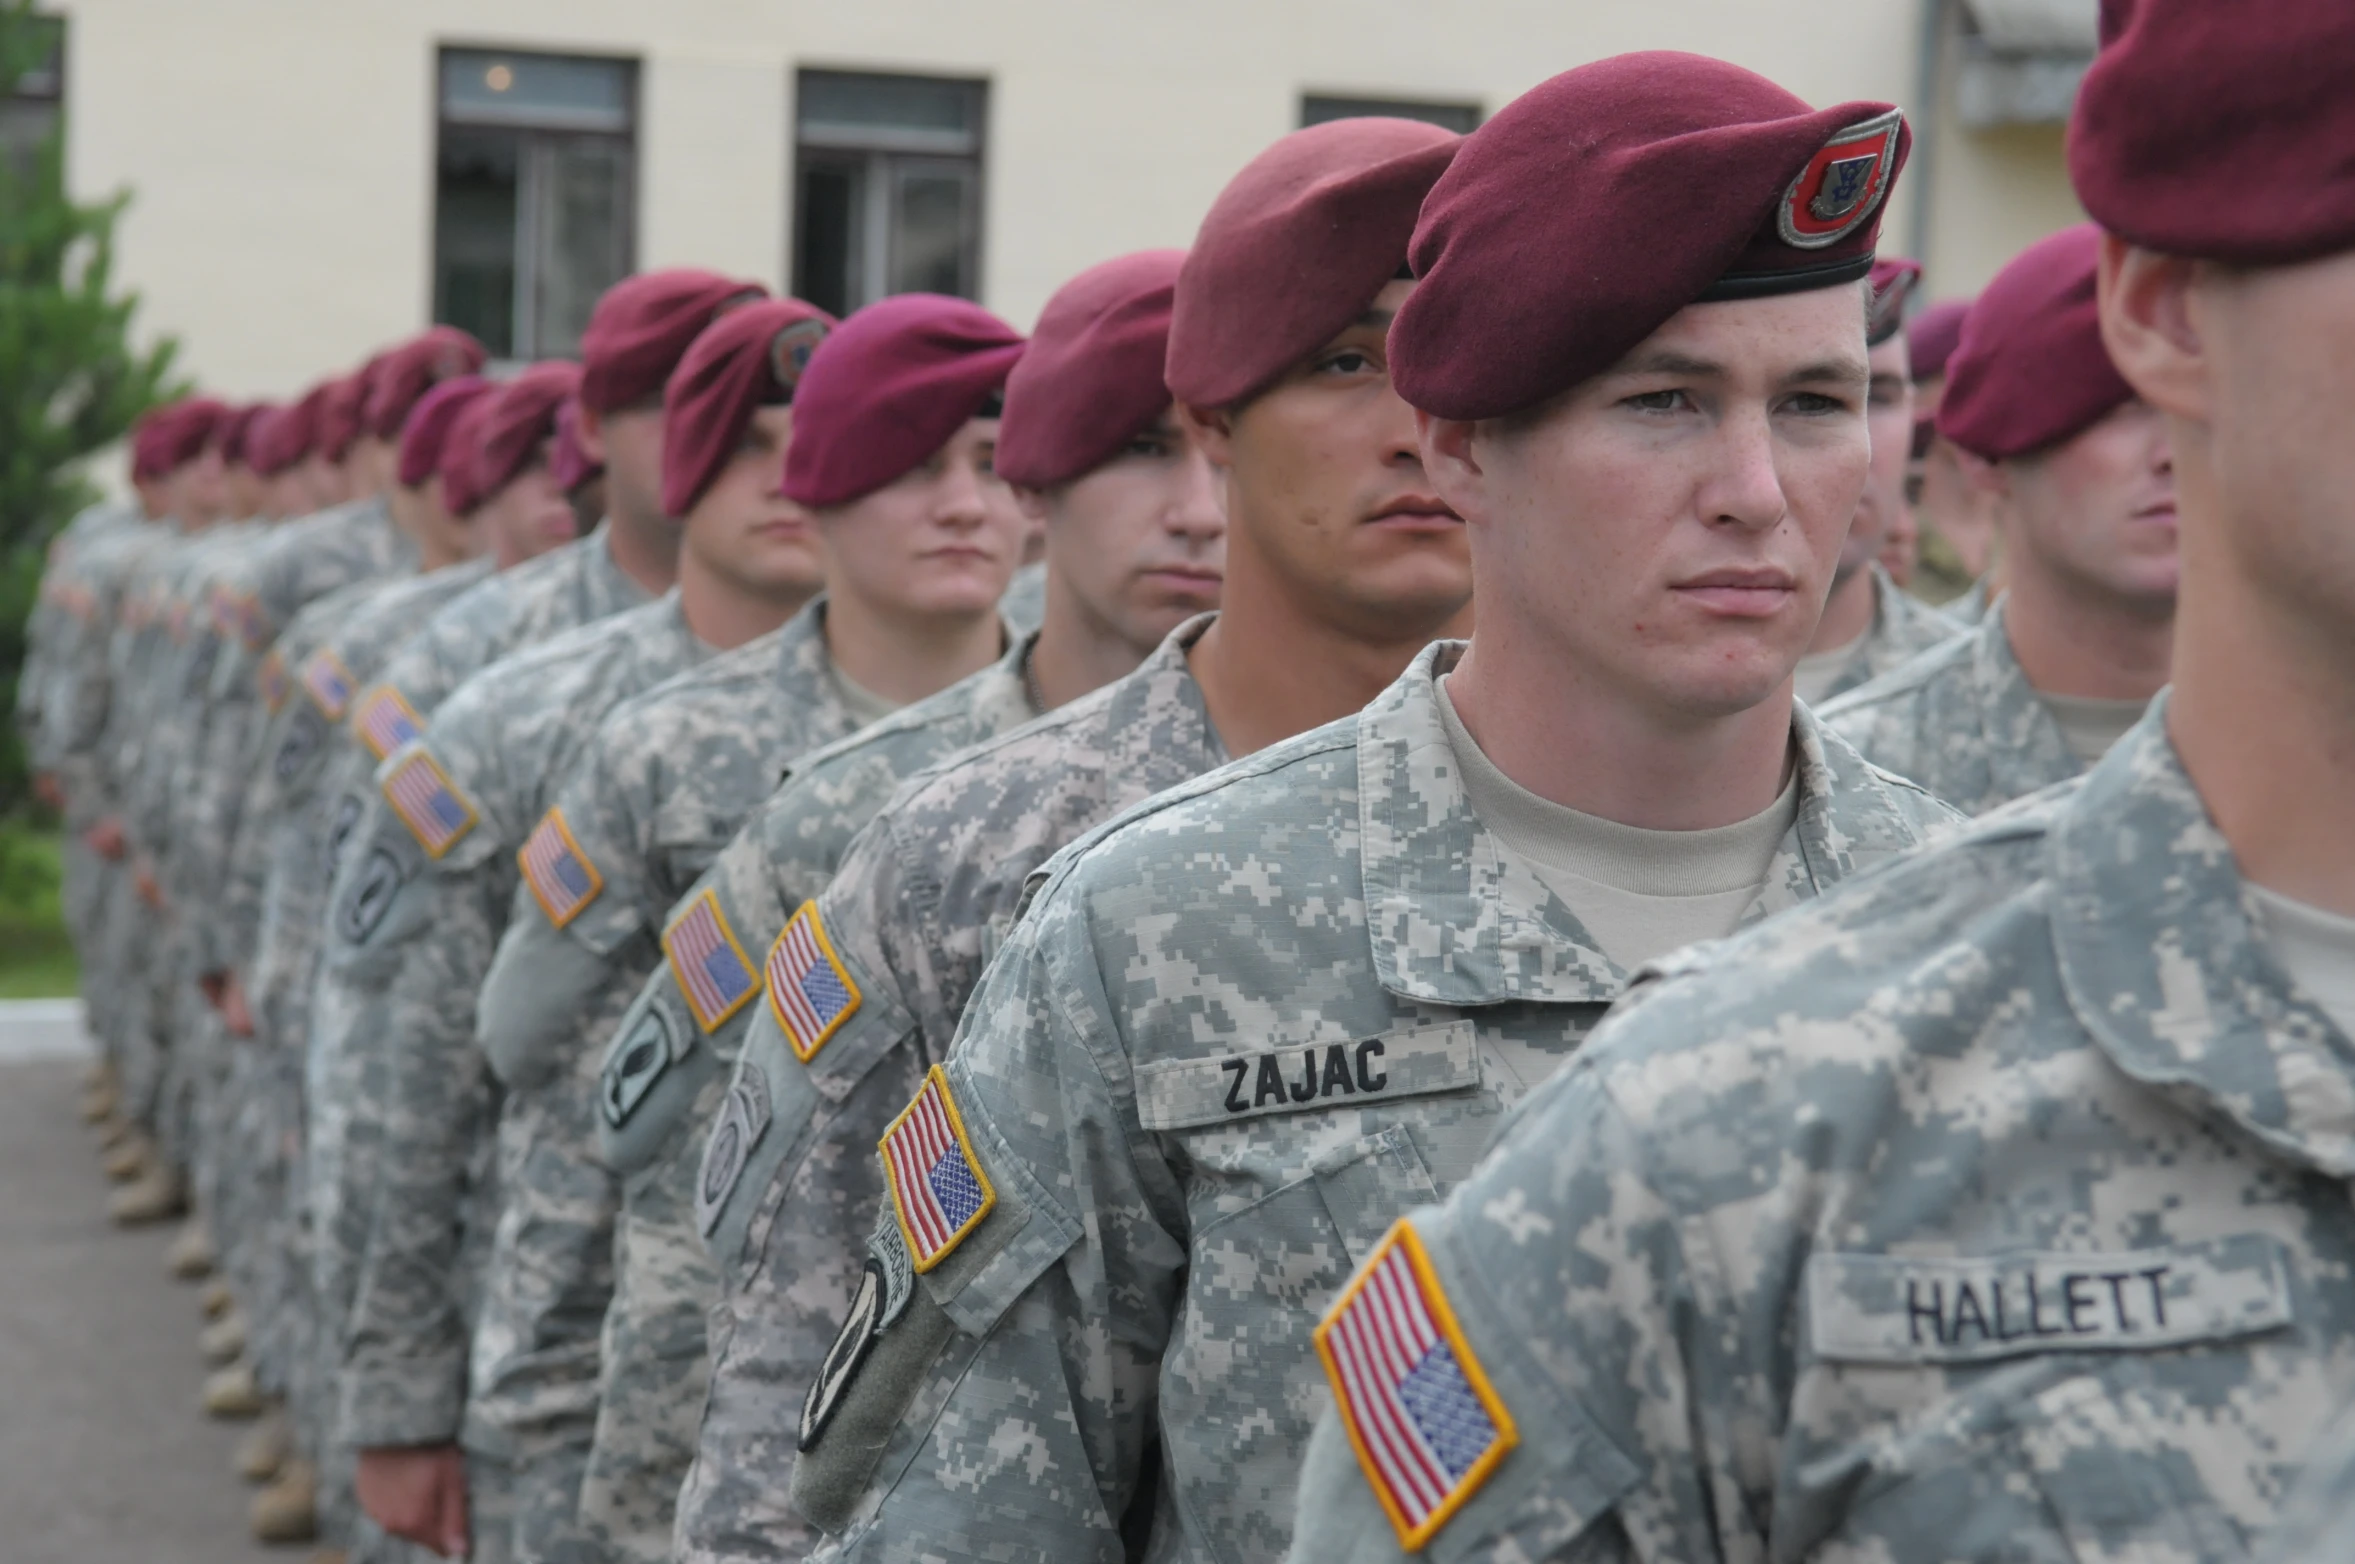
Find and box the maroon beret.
[132,399,232,481]
[365,327,489,440]
[467,362,583,504]
[2071,0,2355,266]
[552,398,603,495]
[247,392,322,479]
[214,403,271,468]
[579,269,768,414]
[1906,298,1972,383]
[436,394,505,517]
[316,373,370,463]
[1394,53,1909,421]
[1867,258,1922,347]
[1937,224,2133,461]
[999,250,1185,489]
[781,294,1025,509]
[660,298,837,518]
[1167,120,1457,410]
[396,376,492,489]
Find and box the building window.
[434,47,637,361]
[794,70,986,319]
[1300,94,1480,134]
[2,12,65,168]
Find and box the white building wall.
[53,0,2077,400]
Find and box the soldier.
[1900,297,1997,615]
[791,56,1963,1563]
[577,248,1220,1564]
[691,115,1479,1561]
[1792,257,1961,705]
[1286,5,2355,1559]
[1820,223,2178,814]
[466,290,1030,1564]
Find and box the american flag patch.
[518,809,603,927]
[880,1066,996,1273]
[380,749,477,857]
[1314,1221,1518,1551]
[353,685,423,759]
[257,649,290,713]
[663,889,759,1032]
[302,650,356,720]
[765,903,861,1058]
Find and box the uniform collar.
[1969,600,2084,802]
[581,518,659,618]
[1359,641,1938,1008]
[2051,698,2355,1175]
[1097,613,1226,810]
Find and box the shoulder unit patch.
[765,903,861,1061]
[1314,1219,1518,1552]
[519,808,603,928]
[664,889,759,1032]
[352,684,423,760]
[380,749,478,857]
[880,1066,997,1273]
[303,650,356,720]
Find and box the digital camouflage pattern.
[1815,564,1966,705]
[2263,1404,2355,1564]
[1284,703,2355,1564]
[1818,598,2089,815]
[467,595,893,1563]
[791,640,1960,1564]
[679,618,1227,1564]
[576,634,1038,1564]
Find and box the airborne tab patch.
[380,749,477,857]
[664,889,760,1033]
[303,650,356,720]
[1316,1220,1518,1552]
[519,809,603,928]
[765,903,860,1060]
[353,685,423,760]
[880,1066,997,1273]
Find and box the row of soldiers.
[19,2,2355,1560]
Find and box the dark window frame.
[3,11,67,168]
[789,67,990,318]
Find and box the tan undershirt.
[831,664,903,729]
[2249,883,2355,1043]
[1437,675,1799,983]
[1793,623,1869,706]
[2040,690,2152,769]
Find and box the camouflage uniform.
[1818,599,2097,815]
[1285,704,2355,1564]
[1816,564,1965,705]
[789,640,1958,1563]
[2264,1406,2355,1564]
[681,617,1227,1563]
[576,633,1040,1564]
[466,596,912,1563]
[310,528,650,1564]
[997,560,1047,637]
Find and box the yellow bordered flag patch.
[380,749,478,858]
[302,650,356,720]
[518,808,602,928]
[880,1066,996,1273]
[353,685,423,760]
[765,903,860,1061]
[1314,1220,1518,1551]
[664,889,760,1032]
[257,648,290,713]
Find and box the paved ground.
[0,1054,290,1563]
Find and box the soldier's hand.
[356,1443,470,1559]
[83,816,127,859]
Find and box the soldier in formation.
[19,3,2353,1561]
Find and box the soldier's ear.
[1949,443,2007,504]
[1175,401,1236,473]
[2097,236,2211,427]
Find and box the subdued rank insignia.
[664,889,759,1032]
[352,685,422,760]
[1315,1221,1518,1552]
[798,1208,916,1451]
[518,808,602,927]
[381,749,477,857]
[257,649,290,714]
[302,650,355,720]
[1777,107,1902,250]
[765,903,860,1059]
[602,1002,680,1130]
[695,1061,773,1236]
[880,1066,996,1273]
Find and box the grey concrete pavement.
[0,1054,289,1563]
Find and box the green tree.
[0,1,181,818]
